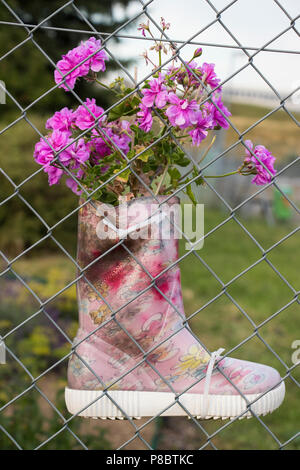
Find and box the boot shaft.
[76,196,185,356]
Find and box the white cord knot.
[202,347,225,417]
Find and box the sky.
[109,0,300,101]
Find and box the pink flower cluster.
[189,110,212,146]
[73,98,105,130]
[54,37,108,91]
[166,93,199,128]
[204,96,231,129]
[244,140,276,185]
[34,30,276,197]
[137,70,231,143]
[89,120,132,161]
[141,73,168,108]
[34,130,89,188]
[168,61,221,90]
[34,98,132,193]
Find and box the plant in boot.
[33,19,276,204]
[33,19,284,420]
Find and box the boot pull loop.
[202,347,225,417]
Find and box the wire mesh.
[0,0,299,450]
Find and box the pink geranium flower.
[54,37,108,91]
[189,111,212,146]
[89,120,132,157]
[141,73,168,109]
[81,37,108,73]
[54,48,89,91]
[34,131,90,185]
[34,131,69,166]
[73,98,105,130]
[204,95,231,129]
[66,169,85,195]
[137,103,153,132]
[93,138,112,159]
[244,140,276,186]
[46,107,75,133]
[60,138,90,168]
[44,165,64,186]
[34,131,70,185]
[106,120,132,155]
[200,63,221,90]
[166,93,199,128]
[34,140,54,168]
[89,129,111,160]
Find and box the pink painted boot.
[65,196,285,420]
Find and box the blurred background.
[0,0,299,450]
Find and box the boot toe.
[217,357,282,396]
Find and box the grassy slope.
[226,103,300,162]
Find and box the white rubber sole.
[65,381,285,420]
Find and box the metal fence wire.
[0,0,299,451]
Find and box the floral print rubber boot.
[65,196,285,419]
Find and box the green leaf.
[131,96,140,106]
[114,167,131,183]
[123,87,135,95]
[168,167,181,188]
[168,167,181,180]
[108,99,136,122]
[101,190,118,205]
[172,148,190,167]
[137,148,154,162]
[127,149,135,160]
[193,167,205,186]
[185,181,197,205]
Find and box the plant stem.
[205,170,239,178]
[159,124,168,138]
[174,135,216,185]
[167,67,181,80]
[198,135,216,165]
[95,78,116,93]
[155,163,169,195]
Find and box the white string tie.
[202,348,225,417]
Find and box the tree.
[0,0,136,111]
[0,1,137,253]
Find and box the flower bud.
[161,17,170,30]
[193,48,203,58]
[183,76,189,86]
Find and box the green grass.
[230,102,300,123]
[179,208,299,450]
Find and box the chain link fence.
[0,0,299,450]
